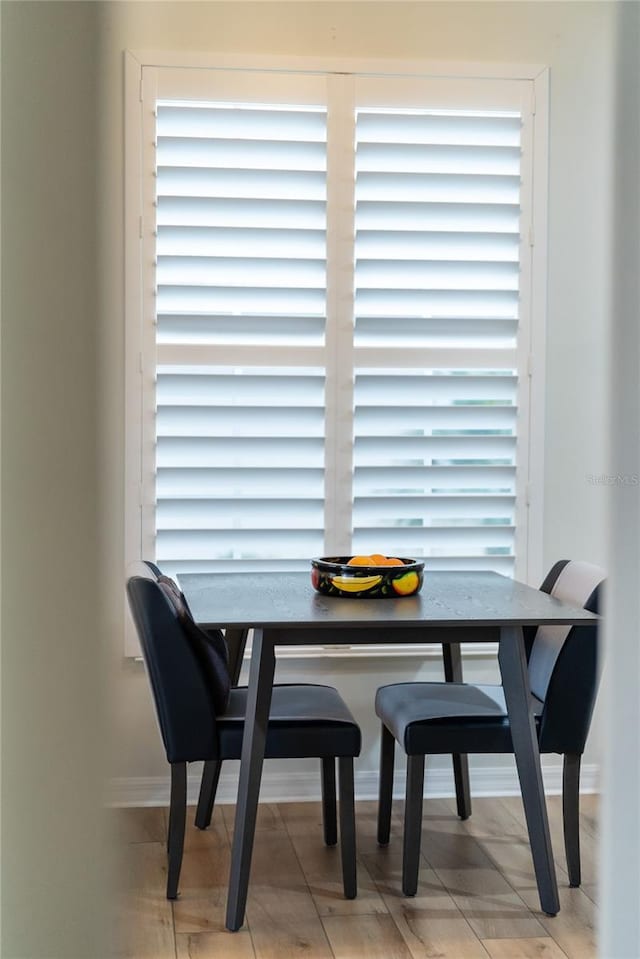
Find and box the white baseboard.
[108,761,599,808]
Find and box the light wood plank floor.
[114,794,598,959]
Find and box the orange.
[351,553,406,567]
[348,554,407,567]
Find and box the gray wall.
[600,4,640,957]
[1,2,111,956]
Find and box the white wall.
[99,2,615,800]
[0,2,621,955]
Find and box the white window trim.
[124,50,549,658]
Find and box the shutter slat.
[158,559,314,575]
[355,494,515,522]
[354,316,517,348]
[157,167,325,201]
[356,142,521,175]
[157,227,325,258]
[354,437,516,466]
[356,201,519,232]
[354,466,516,493]
[355,405,516,432]
[157,498,323,528]
[356,172,520,204]
[157,404,324,437]
[157,196,326,229]
[157,137,326,171]
[157,370,325,406]
[157,105,327,141]
[356,231,519,261]
[356,112,521,146]
[157,314,325,346]
[157,256,326,288]
[157,529,324,561]
[355,260,519,291]
[354,289,519,317]
[157,286,326,315]
[157,436,324,468]
[353,526,514,544]
[355,370,518,405]
[157,467,325,497]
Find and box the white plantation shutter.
[155,367,326,572]
[351,102,525,575]
[149,79,329,577]
[129,65,538,616]
[352,368,517,574]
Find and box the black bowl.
[311,556,424,598]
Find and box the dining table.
[179,569,599,932]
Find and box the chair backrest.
[131,560,232,697]
[142,560,164,579]
[529,560,605,753]
[126,576,224,764]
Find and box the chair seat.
[218,684,361,759]
[375,682,544,755]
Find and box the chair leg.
[195,760,222,830]
[321,757,338,846]
[378,723,395,845]
[442,642,472,820]
[402,755,425,897]
[452,753,472,821]
[563,753,582,887]
[167,762,187,900]
[338,756,357,899]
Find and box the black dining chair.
[133,561,253,832]
[375,559,605,896]
[126,573,361,902]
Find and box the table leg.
[226,628,275,931]
[498,625,559,916]
[225,627,250,685]
[195,630,249,832]
[442,642,472,819]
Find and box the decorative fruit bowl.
[311,556,425,598]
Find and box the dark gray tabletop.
[179,570,598,634]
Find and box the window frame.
[124,50,549,657]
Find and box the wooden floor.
[114,793,598,959]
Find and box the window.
[125,58,547,653]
